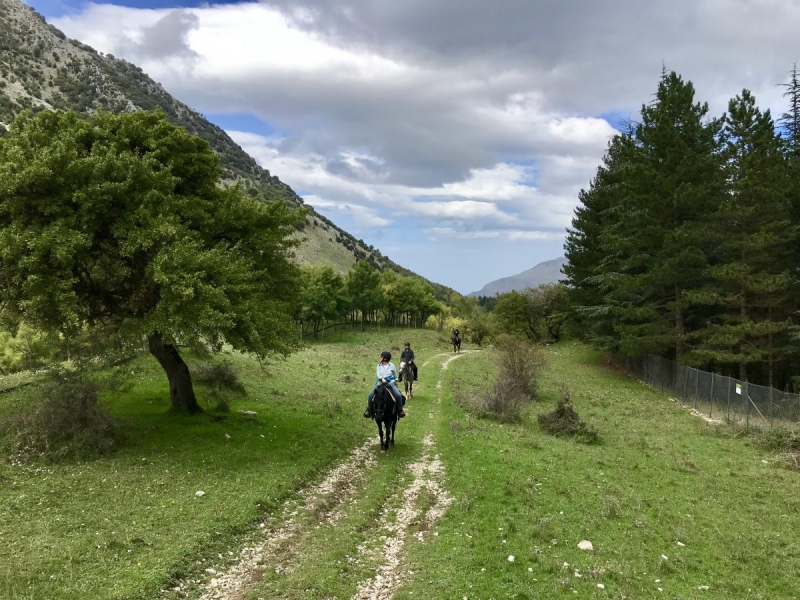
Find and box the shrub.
[538,393,599,444]
[751,427,800,471]
[479,375,527,423]
[495,334,543,398]
[1,376,120,461]
[191,360,245,412]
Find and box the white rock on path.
[195,490,206,498]
[578,540,594,551]
[507,555,515,562]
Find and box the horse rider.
[453,328,460,342]
[364,350,406,419]
[398,341,418,382]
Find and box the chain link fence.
[620,354,800,428]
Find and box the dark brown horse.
[450,332,461,353]
[373,383,399,450]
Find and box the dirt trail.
[182,350,469,600]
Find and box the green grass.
[3,337,798,599]
[0,326,452,600]
[398,342,800,600]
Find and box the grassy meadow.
[1,333,798,599]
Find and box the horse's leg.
[377,420,385,450]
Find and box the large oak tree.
[0,109,302,413]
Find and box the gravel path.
[176,350,470,600]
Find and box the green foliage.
[0,109,303,411]
[0,109,302,358]
[346,259,381,327]
[564,68,800,388]
[0,322,56,373]
[298,265,348,339]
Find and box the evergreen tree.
[609,72,725,363]
[563,130,638,349]
[693,91,794,383]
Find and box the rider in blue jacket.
[364,351,405,418]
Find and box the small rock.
[657,587,663,592]
[241,410,258,417]
[660,554,668,561]
[195,490,205,498]
[597,583,605,589]
[224,433,231,440]
[698,586,710,591]
[507,555,515,562]
[578,540,594,551]
[676,541,685,547]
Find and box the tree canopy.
[0,109,303,412]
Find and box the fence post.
[709,372,714,419]
[694,368,699,408]
[769,385,774,426]
[682,367,689,401]
[744,380,750,431]
[726,378,731,422]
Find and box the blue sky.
[31,0,800,293]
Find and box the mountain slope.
[469,256,566,296]
[0,0,451,296]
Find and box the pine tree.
[693,90,794,383]
[607,72,725,363]
[563,131,638,349]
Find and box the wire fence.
[620,354,800,429]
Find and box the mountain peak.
[469,256,566,296]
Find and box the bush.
[538,392,599,444]
[479,375,527,423]
[752,427,800,471]
[1,376,120,461]
[461,336,543,423]
[191,360,246,412]
[495,335,543,398]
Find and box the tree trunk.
[674,284,684,365]
[148,332,201,414]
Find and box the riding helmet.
[381,350,392,361]
[404,341,410,346]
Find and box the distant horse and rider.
[451,329,461,353]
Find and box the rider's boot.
[363,405,373,418]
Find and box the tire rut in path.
[188,439,378,600]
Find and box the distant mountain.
[469,257,566,296]
[0,0,453,298]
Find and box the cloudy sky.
[27,0,800,293]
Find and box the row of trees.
[297,261,440,339]
[564,68,800,388]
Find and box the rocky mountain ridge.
[470,256,566,296]
[0,0,450,295]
